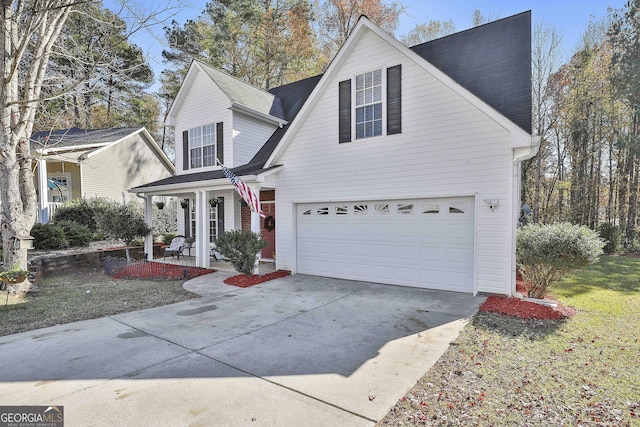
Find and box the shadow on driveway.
[0,274,484,425]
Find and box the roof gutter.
[513,135,541,163]
[230,102,288,128]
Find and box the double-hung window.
[189,123,216,168]
[355,70,383,139]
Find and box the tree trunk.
[1,0,72,271]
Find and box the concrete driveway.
[0,272,484,426]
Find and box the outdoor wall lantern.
[484,199,499,211]
[155,201,165,210]
[13,234,35,250]
[180,199,190,209]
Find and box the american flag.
[221,163,265,218]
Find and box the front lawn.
[378,255,640,426]
[0,270,197,337]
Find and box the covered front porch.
[136,186,276,270]
[154,254,277,276]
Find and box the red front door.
[261,202,276,259]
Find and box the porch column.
[250,184,262,273]
[195,190,210,268]
[143,195,153,260]
[37,158,48,223]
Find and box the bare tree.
[317,0,404,60]
[400,19,456,46]
[523,21,564,222]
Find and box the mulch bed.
[224,270,290,288]
[479,296,577,320]
[112,262,214,280]
[478,270,577,320]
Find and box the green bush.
[517,222,605,299]
[53,198,110,232]
[53,198,114,240]
[56,220,93,247]
[625,239,640,254]
[599,222,621,254]
[214,230,267,275]
[30,223,69,250]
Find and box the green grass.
[378,255,640,426]
[0,270,197,337]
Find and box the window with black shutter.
[338,65,402,142]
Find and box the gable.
[266,15,533,168]
[168,60,286,127]
[83,133,173,201]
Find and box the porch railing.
[37,202,65,223]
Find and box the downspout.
[511,136,541,297]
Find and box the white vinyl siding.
[233,112,278,166]
[274,29,515,295]
[81,135,173,202]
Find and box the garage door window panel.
[422,203,440,214]
[354,204,369,214]
[397,203,414,214]
[375,204,390,214]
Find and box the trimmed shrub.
[517,222,605,299]
[53,198,114,240]
[56,220,93,247]
[599,222,621,254]
[30,223,69,250]
[214,230,267,275]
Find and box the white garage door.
[296,197,475,293]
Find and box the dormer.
[166,60,288,175]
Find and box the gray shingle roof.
[30,127,143,150]
[195,60,285,120]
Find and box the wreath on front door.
[263,215,275,232]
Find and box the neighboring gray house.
[131,12,539,296]
[31,127,174,223]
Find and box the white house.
[131,11,539,295]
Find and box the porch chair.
[164,235,185,259]
[210,244,219,262]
